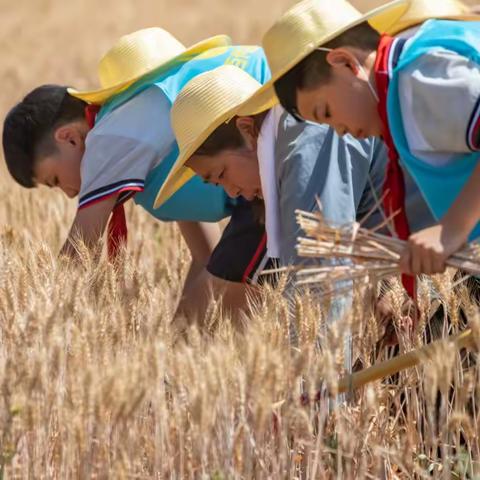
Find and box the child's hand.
[399,223,468,276]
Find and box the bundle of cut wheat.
[294,205,480,294]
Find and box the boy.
[249,0,480,281]
[2,27,273,323]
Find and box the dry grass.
[1,0,480,478]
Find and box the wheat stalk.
[294,206,480,293]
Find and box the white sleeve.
[78,134,160,207]
[398,49,480,164]
[78,86,175,207]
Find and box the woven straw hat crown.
[240,0,409,115]
[68,28,231,104]
[154,65,276,208]
[387,0,478,34]
[98,28,185,89]
[172,65,264,160]
[264,0,407,79]
[264,0,358,79]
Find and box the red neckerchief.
[374,35,415,299]
[85,104,127,261]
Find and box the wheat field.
[1,0,480,478]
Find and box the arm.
[355,139,388,228]
[174,215,263,331]
[177,220,222,289]
[396,52,480,275]
[400,162,480,275]
[276,118,332,266]
[277,118,357,372]
[60,195,118,258]
[174,269,259,334]
[277,118,371,266]
[173,221,222,326]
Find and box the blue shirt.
[275,114,387,266]
[387,20,480,239]
[79,46,271,222]
[275,113,434,266]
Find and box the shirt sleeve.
[78,86,175,208]
[355,139,388,228]
[398,49,480,161]
[276,117,357,358]
[276,116,371,265]
[275,115,330,267]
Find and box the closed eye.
[324,105,331,120]
[47,176,59,188]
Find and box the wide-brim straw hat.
[153,65,277,208]
[68,27,231,104]
[387,0,479,35]
[241,0,410,115]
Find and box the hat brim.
[387,13,480,35]
[154,1,409,210]
[238,0,410,116]
[68,35,232,104]
[153,87,277,209]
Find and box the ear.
[235,116,258,150]
[53,122,85,148]
[325,48,360,76]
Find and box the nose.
[61,185,79,199]
[223,184,240,198]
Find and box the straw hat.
[153,65,277,208]
[68,28,231,104]
[387,0,479,35]
[241,0,410,114]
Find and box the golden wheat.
[1,0,480,478]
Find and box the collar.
[257,105,284,259]
[375,35,406,80]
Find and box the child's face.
[295,50,383,138]
[186,148,262,201]
[185,116,263,201]
[33,121,87,198]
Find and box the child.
[156,64,393,372]
[2,27,273,323]
[155,65,387,269]
[250,0,480,282]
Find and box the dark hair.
[274,21,381,120]
[2,85,86,188]
[194,113,267,157]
